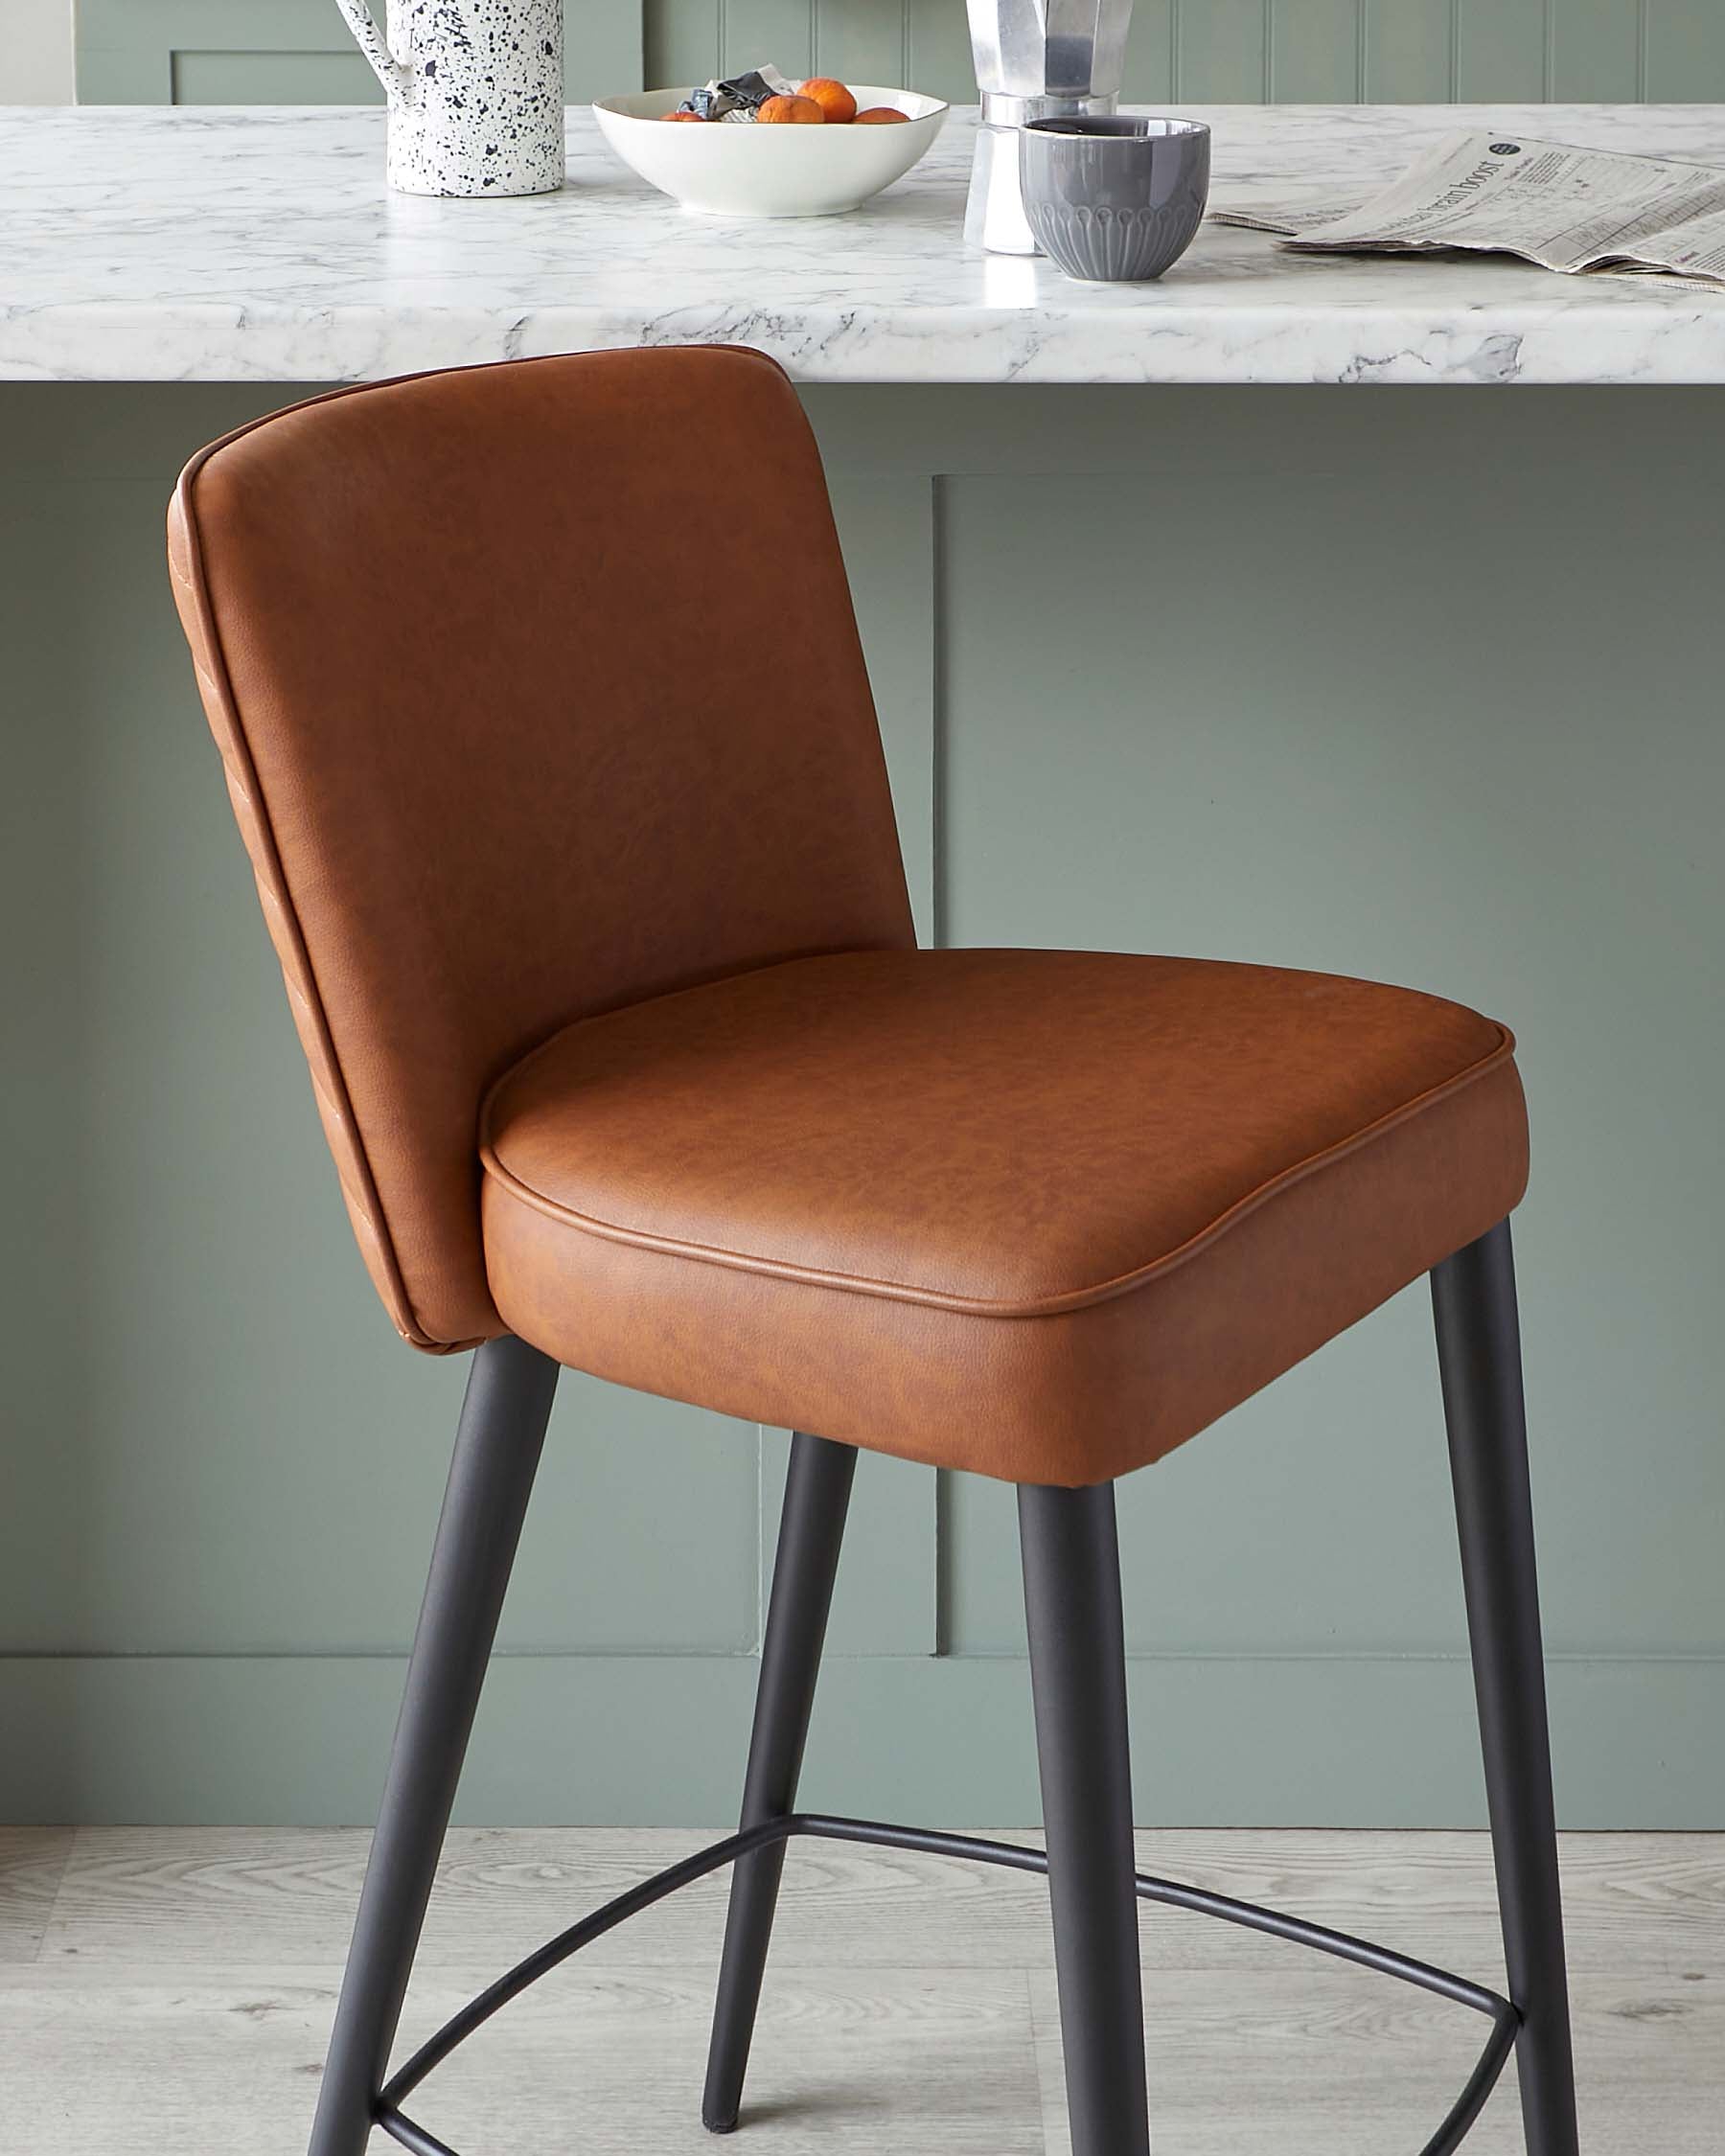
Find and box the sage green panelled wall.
[3,383,1723,1829]
[74,0,1725,103]
[75,0,643,103]
[649,0,1725,105]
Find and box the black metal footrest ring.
[373,1812,1519,2156]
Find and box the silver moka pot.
[964,0,1136,253]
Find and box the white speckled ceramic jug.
[335,0,564,197]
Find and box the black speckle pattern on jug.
[338,0,564,197]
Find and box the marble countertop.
[7,102,1725,383]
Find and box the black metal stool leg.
[702,1432,858,2133]
[1019,1480,1152,2156]
[1433,1220,1581,2156]
[308,1335,560,2156]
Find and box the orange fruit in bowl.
[757,94,825,124]
[660,109,706,121]
[799,77,858,124]
[854,104,908,125]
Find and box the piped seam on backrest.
[171,349,802,1352]
[172,447,464,1353]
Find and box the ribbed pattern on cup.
[1026,193,1205,281]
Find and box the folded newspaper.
[1214,130,1725,290]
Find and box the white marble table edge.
[7,103,1725,384]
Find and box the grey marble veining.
[5,103,1725,382]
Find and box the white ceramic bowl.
[592,86,948,218]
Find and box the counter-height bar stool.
[168,348,1578,2156]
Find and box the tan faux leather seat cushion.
[481,947,1527,1485]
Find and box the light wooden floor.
[3,1825,1719,2152]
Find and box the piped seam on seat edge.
[477,1024,1519,1319]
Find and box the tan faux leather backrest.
[169,349,914,1351]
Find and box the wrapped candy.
[676,65,796,123]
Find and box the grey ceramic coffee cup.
[1020,116,1210,283]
